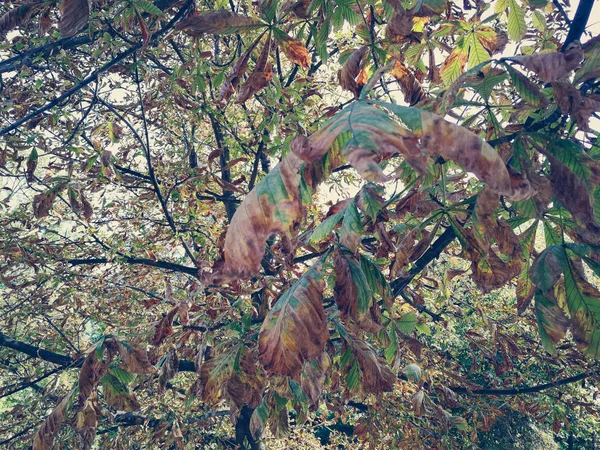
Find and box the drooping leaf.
[101,372,140,412]
[506,0,526,41]
[333,247,372,318]
[78,343,115,409]
[33,390,73,450]
[276,32,310,68]
[390,60,425,106]
[116,340,155,374]
[300,352,330,405]
[338,46,369,98]
[26,147,38,183]
[74,392,100,450]
[158,348,179,393]
[58,0,89,37]
[236,35,274,103]
[504,64,549,107]
[258,263,328,376]
[339,325,395,394]
[0,3,42,40]
[175,10,264,36]
[200,344,242,403]
[219,37,261,103]
[507,41,584,83]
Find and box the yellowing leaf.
[258,264,328,376]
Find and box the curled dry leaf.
[116,341,155,374]
[33,191,57,219]
[552,80,600,132]
[158,348,179,393]
[277,34,310,68]
[236,36,273,103]
[338,46,369,98]
[152,303,187,346]
[175,10,263,36]
[219,38,260,103]
[33,390,73,450]
[390,60,426,106]
[0,2,42,40]
[74,392,100,450]
[58,0,90,37]
[78,342,116,409]
[386,6,414,39]
[508,41,584,83]
[258,264,328,377]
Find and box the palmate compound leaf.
[33,389,74,450]
[207,100,532,284]
[258,263,329,377]
[175,10,264,36]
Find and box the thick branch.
[67,257,199,277]
[451,371,592,396]
[563,0,594,49]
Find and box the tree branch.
[67,257,199,277]
[0,0,193,136]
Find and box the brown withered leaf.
[548,154,598,232]
[277,33,310,68]
[158,349,179,393]
[219,38,260,103]
[338,46,369,98]
[116,341,155,374]
[175,10,263,36]
[333,248,372,320]
[236,36,273,103]
[78,342,116,409]
[341,329,395,394]
[74,392,100,450]
[386,7,414,39]
[508,41,584,83]
[0,2,42,40]
[58,0,89,37]
[199,345,241,403]
[301,352,330,406]
[152,303,186,346]
[102,373,140,412]
[258,264,328,377]
[478,29,508,55]
[81,192,93,221]
[33,191,57,219]
[553,80,600,131]
[33,390,73,450]
[224,349,264,410]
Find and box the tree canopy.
[1,0,600,448]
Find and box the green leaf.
[504,64,549,107]
[467,33,490,69]
[133,0,165,16]
[495,0,508,13]
[310,210,344,243]
[532,10,546,32]
[507,0,526,41]
[396,311,418,335]
[403,363,422,382]
[360,254,392,303]
[340,202,362,252]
